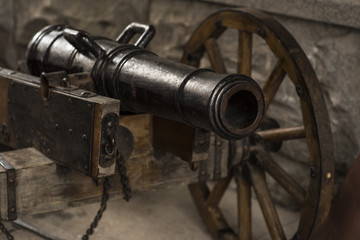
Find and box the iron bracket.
[0,154,17,220]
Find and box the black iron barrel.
[26,25,264,140]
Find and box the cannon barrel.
[26,25,264,140]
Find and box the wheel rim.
[182,8,334,240]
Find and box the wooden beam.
[0,114,201,220]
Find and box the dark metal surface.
[99,113,118,168]
[7,77,94,175]
[116,22,155,49]
[26,24,264,140]
[0,68,119,177]
[0,154,17,221]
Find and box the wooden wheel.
[181,9,334,240]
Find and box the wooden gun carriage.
[0,8,334,240]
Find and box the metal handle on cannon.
[116,22,156,49]
[63,28,106,58]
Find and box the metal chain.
[117,152,132,201]
[0,220,14,240]
[82,176,112,240]
[81,152,132,239]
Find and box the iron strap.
[0,154,17,221]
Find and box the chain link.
[82,176,112,240]
[117,152,132,201]
[0,220,14,240]
[2,152,133,240]
[82,152,132,239]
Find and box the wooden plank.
[0,113,228,219]
[0,146,198,220]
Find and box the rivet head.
[326,172,332,180]
[189,162,199,171]
[296,84,303,96]
[107,121,113,128]
[10,207,15,212]
[9,178,14,183]
[82,134,88,141]
[69,129,73,135]
[310,167,316,177]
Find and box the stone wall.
[1,0,360,206]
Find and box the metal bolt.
[310,167,316,178]
[257,27,266,38]
[47,148,51,154]
[88,103,92,109]
[216,140,222,148]
[69,129,73,135]
[81,91,91,97]
[215,20,222,27]
[55,124,59,130]
[82,134,88,141]
[189,162,199,171]
[61,78,70,88]
[9,178,14,183]
[326,172,332,180]
[68,98,72,104]
[107,121,113,128]
[295,84,303,96]
[10,207,15,212]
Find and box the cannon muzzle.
[26,25,264,140]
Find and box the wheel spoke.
[255,126,306,142]
[262,61,286,112]
[248,161,286,240]
[204,38,227,73]
[207,172,233,206]
[255,152,306,205]
[237,31,252,75]
[234,166,251,240]
[189,182,237,240]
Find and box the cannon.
[0,8,334,240]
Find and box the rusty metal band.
[0,154,17,220]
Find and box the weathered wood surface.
[0,114,229,220]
